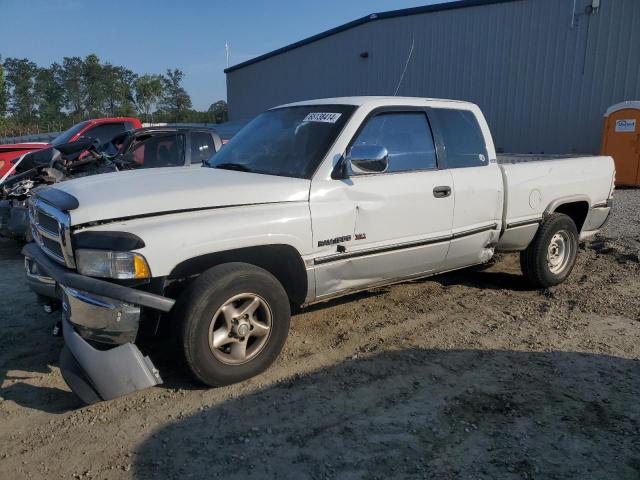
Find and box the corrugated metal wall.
[226,0,640,154]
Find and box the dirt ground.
[1,192,639,479]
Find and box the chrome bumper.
[63,287,141,344]
[25,257,60,300]
[580,201,613,239]
[584,203,612,231]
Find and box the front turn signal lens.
[134,254,151,279]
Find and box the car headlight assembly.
[76,249,151,280]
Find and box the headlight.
[76,249,151,279]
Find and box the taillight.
[0,160,4,171]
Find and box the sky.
[0,0,447,110]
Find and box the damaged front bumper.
[23,243,175,404]
[25,256,60,301]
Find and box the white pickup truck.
[23,97,615,403]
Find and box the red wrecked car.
[0,117,142,180]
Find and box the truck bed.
[498,155,615,228]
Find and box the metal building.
[225,0,640,154]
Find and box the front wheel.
[520,213,579,288]
[175,262,291,387]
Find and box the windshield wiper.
[214,162,252,173]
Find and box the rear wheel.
[175,262,290,387]
[520,213,579,288]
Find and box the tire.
[174,262,291,387]
[520,213,579,288]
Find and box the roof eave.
[224,0,521,73]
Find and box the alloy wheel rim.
[208,293,272,365]
[547,230,572,274]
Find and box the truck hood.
[51,167,311,226]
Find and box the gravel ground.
[0,190,639,479]
[604,189,640,243]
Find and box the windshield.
[51,121,90,146]
[206,105,355,179]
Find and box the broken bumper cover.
[22,242,175,403]
[60,312,162,404]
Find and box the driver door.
[310,109,454,298]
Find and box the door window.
[190,132,215,164]
[351,112,437,173]
[430,109,488,168]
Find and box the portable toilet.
[601,101,640,186]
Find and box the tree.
[62,56,84,117]
[34,63,65,124]
[3,57,38,123]
[134,74,164,119]
[82,53,105,116]
[208,100,228,123]
[1,55,212,133]
[160,68,192,121]
[102,64,137,116]
[0,56,7,119]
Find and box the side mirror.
[347,145,389,174]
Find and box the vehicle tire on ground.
[520,213,579,288]
[174,262,291,387]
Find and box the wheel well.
[551,201,589,232]
[167,245,308,306]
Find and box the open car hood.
[50,167,311,226]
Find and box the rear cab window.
[130,133,185,168]
[429,108,489,168]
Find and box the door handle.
[433,186,452,198]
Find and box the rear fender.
[544,195,590,232]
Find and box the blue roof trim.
[224,0,521,73]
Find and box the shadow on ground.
[134,348,640,480]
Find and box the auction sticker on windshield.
[303,112,342,123]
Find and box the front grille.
[37,211,60,235]
[41,236,65,259]
[29,198,75,268]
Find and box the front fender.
[74,202,313,277]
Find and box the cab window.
[430,108,489,168]
[351,112,437,173]
[130,134,185,168]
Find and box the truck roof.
[277,96,476,109]
[89,117,141,124]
